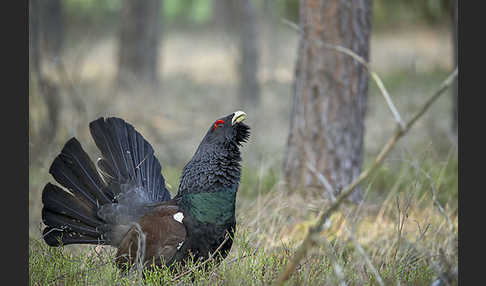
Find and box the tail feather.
[49,138,113,207]
[42,183,101,228]
[43,228,105,246]
[89,117,170,203]
[90,118,132,186]
[42,208,102,239]
[42,138,112,246]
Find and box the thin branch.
[306,163,335,201]
[273,68,457,286]
[281,18,300,33]
[392,194,412,267]
[371,72,406,130]
[321,43,406,130]
[307,163,385,286]
[281,17,406,130]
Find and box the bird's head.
[176,111,250,197]
[199,111,250,148]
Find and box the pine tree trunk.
[117,0,162,88]
[236,0,260,109]
[283,0,372,202]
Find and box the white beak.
[231,111,247,125]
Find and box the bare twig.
[292,163,350,285]
[307,163,385,286]
[321,43,406,129]
[281,18,300,33]
[393,194,412,264]
[419,166,455,233]
[281,18,406,129]
[306,163,335,201]
[408,160,457,286]
[273,68,457,286]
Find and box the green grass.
[29,151,457,285]
[29,228,442,285]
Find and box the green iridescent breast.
[181,186,237,224]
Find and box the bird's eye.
[213,120,225,131]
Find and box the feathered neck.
[176,141,243,198]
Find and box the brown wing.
[115,203,186,269]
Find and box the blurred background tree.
[117,0,163,89]
[236,0,261,109]
[212,0,236,30]
[29,0,62,165]
[29,0,458,186]
[39,0,64,59]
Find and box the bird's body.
[41,111,249,270]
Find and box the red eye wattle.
[213,120,225,130]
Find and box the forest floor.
[29,24,457,285]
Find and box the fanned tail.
[42,117,171,247]
[42,138,111,246]
[89,117,170,203]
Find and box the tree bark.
[117,0,162,88]
[236,0,261,109]
[283,0,372,202]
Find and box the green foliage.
[62,0,121,28]
[61,0,454,34]
[275,0,299,23]
[373,0,453,29]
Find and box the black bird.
[41,111,249,270]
